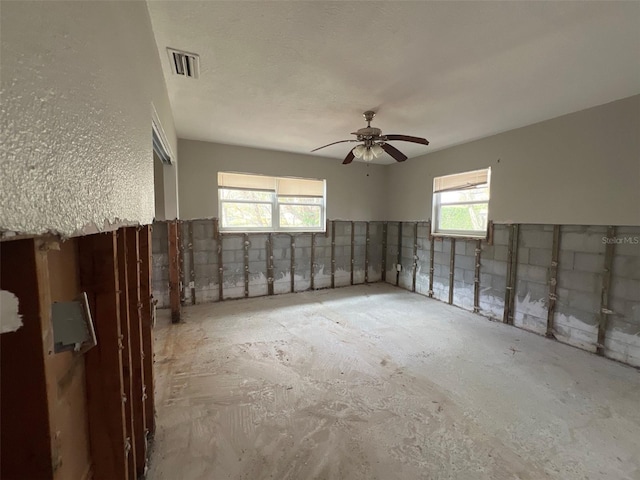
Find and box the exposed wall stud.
[243,233,250,298]
[331,221,336,288]
[188,222,196,305]
[79,232,128,480]
[381,222,387,282]
[448,238,456,305]
[396,222,402,286]
[310,233,316,290]
[126,228,147,476]
[597,226,616,356]
[217,234,224,301]
[138,226,155,437]
[116,229,137,479]
[290,234,296,293]
[167,220,181,323]
[412,222,418,292]
[473,239,482,313]
[429,236,435,297]
[546,225,561,338]
[365,222,370,283]
[178,222,186,305]
[267,234,274,296]
[350,221,355,285]
[503,224,519,325]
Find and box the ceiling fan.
[311,111,429,164]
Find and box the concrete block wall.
[313,224,332,289]
[385,222,399,285]
[453,239,477,312]
[398,222,415,291]
[152,222,170,308]
[415,222,431,296]
[333,221,352,287]
[554,226,607,352]
[367,222,384,283]
[353,222,367,284]
[478,224,510,320]
[513,224,554,334]
[152,220,640,368]
[607,226,640,366]
[431,237,451,303]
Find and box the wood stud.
[290,235,296,293]
[331,221,336,288]
[167,220,181,323]
[78,232,128,480]
[546,225,561,338]
[473,239,482,313]
[350,221,355,285]
[381,222,387,282]
[310,233,316,290]
[429,236,435,297]
[448,238,456,305]
[503,224,520,325]
[244,233,250,297]
[138,226,155,438]
[365,223,370,283]
[188,222,196,305]
[597,226,616,356]
[396,222,402,286]
[412,222,418,293]
[267,233,274,296]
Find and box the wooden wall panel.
[78,232,128,480]
[0,239,54,480]
[139,225,156,436]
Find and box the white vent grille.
[167,48,199,79]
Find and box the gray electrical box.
[51,293,97,354]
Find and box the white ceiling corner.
[147,1,640,165]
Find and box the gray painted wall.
[177,140,388,222]
[1,1,178,236]
[385,95,640,226]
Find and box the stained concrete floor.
[147,284,640,480]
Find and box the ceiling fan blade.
[311,139,358,152]
[385,134,429,146]
[342,150,355,165]
[380,143,408,162]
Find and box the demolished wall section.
[152,220,640,368]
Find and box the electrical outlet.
[188,281,195,289]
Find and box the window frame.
[431,168,491,238]
[218,174,326,233]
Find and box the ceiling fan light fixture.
[352,145,366,158]
[371,144,384,158]
[363,148,374,162]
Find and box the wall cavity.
[152,220,640,368]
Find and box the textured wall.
[0,1,177,236]
[385,96,640,226]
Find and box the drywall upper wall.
[386,95,640,226]
[0,1,178,237]
[178,141,387,221]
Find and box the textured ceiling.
[147,1,640,164]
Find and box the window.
[432,168,490,237]
[218,172,326,232]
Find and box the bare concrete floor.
[147,284,640,480]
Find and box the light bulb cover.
[371,144,384,158]
[363,148,374,162]
[352,145,365,158]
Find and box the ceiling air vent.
[167,48,200,79]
